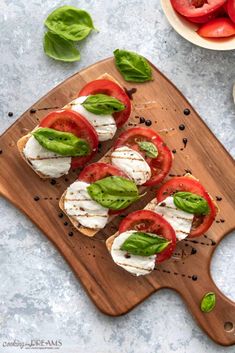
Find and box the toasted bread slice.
[17,73,125,179]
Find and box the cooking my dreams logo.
[2,339,62,350]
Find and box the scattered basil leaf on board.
[45,6,96,42]
[33,128,89,156]
[138,141,158,158]
[43,32,81,62]
[173,192,209,215]
[87,176,141,210]
[200,292,216,313]
[82,94,125,115]
[120,232,170,256]
[113,49,153,83]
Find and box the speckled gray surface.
[0,1,235,352]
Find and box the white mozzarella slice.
[154,196,194,240]
[66,96,117,141]
[23,136,71,178]
[111,230,156,276]
[111,146,151,185]
[64,181,109,229]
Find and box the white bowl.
[161,0,235,50]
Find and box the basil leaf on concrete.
[43,32,80,62]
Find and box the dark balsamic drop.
[50,179,56,185]
[124,253,131,259]
[124,87,137,100]
[58,213,63,218]
[30,108,37,114]
[68,231,73,237]
[220,219,225,223]
[64,222,68,226]
[192,275,198,281]
[8,112,13,117]
[191,248,197,255]
[185,169,192,174]
[145,119,152,127]
[183,138,188,148]
[0,149,2,154]
[139,116,145,124]
[184,108,191,116]
[216,196,222,201]
[179,124,185,131]
[34,196,40,201]
[172,149,176,154]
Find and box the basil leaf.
[82,94,125,115]
[138,141,158,158]
[43,32,80,62]
[173,192,209,215]
[45,6,96,42]
[120,232,170,256]
[113,49,152,83]
[87,176,141,210]
[33,128,89,157]
[200,292,216,313]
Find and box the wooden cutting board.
[0,58,234,346]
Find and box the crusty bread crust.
[17,73,125,180]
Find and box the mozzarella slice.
[23,136,71,178]
[111,146,151,185]
[111,230,156,276]
[65,96,117,142]
[154,196,194,240]
[63,180,109,229]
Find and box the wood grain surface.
[0,57,234,346]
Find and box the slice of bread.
[17,73,124,179]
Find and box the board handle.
[175,269,235,346]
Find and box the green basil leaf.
[138,141,158,158]
[113,49,152,83]
[82,94,125,115]
[33,128,89,157]
[43,32,80,62]
[45,6,96,42]
[87,176,141,210]
[173,192,209,215]
[120,232,170,256]
[200,292,216,313]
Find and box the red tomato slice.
[113,127,172,186]
[197,17,235,37]
[228,0,235,23]
[78,162,129,215]
[186,6,226,23]
[156,176,217,238]
[118,210,176,263]
[39,110,98,168]
[78,162,128,183]
[171,0,227,18]
[78,79,131,128]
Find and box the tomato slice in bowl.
[186,6,226,23]
[156,176,217,238]
[113,127,172,186]
[170,0,227,18]
[119,210,176,263]
[78,162,128,183]
[197,17,235,37]
[227,0,235,23]
[77,79,131,128]
[39,110,99,168]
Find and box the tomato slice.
[39,110,98,168]
[113,127,172,186]
[119,210,176,263]
[78,162,128,183]
[77,79,131,127]
[186,6,226,23]
[197,17,235,37]
[170,0,227,18]
[228,0,235,23]
[156,176,217,238]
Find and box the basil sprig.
[33,128,89,157]
[200,292,216,313]
[43,32,81,62]
[87,176,141,210]
[82,94,125,115]
[173,192,209,215]
[138,141,158,158]
[113,49,153,83]
[45,6,96,42]
[120,232,170,256]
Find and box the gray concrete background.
[0,1,235,352]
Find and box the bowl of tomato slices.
[161,0,235,50]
